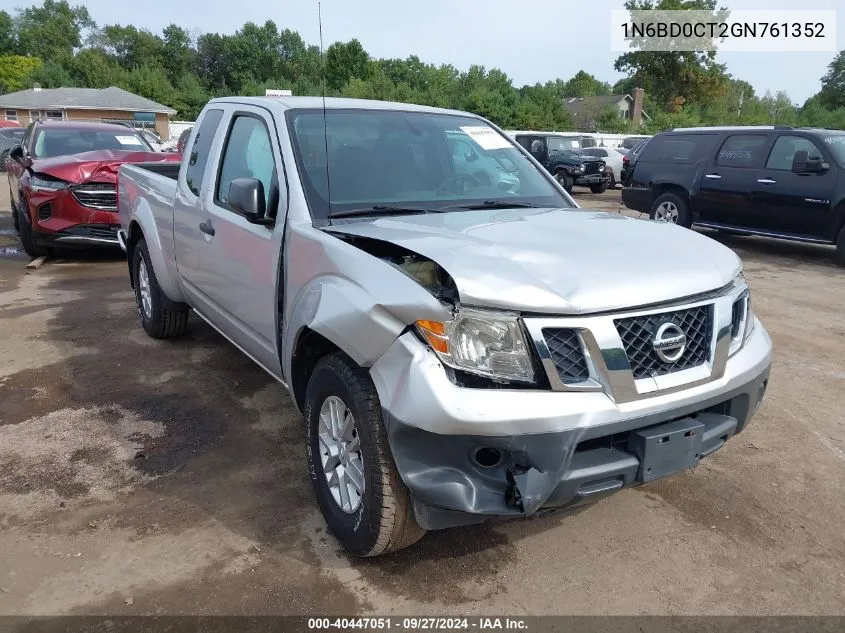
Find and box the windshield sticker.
[459,126,512,150]
[116,135,143,146]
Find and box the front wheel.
[835,225,845,268]
[305,352,424,556]
[132,238,189,338]
[650,192,692,228]
[590,181,609,194]
[555,171,573,194]
[17,204,50,258]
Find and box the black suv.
[621,126,845,264]
[513,133,609,193]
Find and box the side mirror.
[228,178,271,224]
[9,145,32,171]
[792,151,828,174]
[465,151,478,162]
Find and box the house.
[563,88,648,131]
[0,85,177,140]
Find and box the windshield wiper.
[443,200,543,210]
[328,205,437,219]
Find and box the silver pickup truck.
[118,97,772,556]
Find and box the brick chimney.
[631,87,645,126]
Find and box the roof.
[0,87,176,115]
[563,94,650,120]
[34,119,142,132]
[210,96,474,118]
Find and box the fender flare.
[126,198,185,303]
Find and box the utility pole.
[737,90,744,119]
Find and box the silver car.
[118,97,772,556]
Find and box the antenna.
[318,1,332,218]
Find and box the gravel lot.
[1,185,844,617]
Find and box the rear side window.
[641,134,717,164]
[716,134,769,168]
[185,108,224,196]
[765,135,825,170]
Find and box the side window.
[640,134,717,164]
[216,114,277,214]
[515,135,531,151]
[21,124,34,152]
[716,134,769,168]
[185,108,224,197]
[765,135,825,171]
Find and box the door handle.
[757,178,777,184]
[199,220,215,236]
[704,174,722,179]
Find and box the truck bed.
[129,161,181,180]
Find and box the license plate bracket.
[628,418,705,483]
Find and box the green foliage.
[14,0,94,65]
[0,55,42,92]
[818,51,845,110]
[0,0,842,134]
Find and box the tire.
[132,238,189,338]
[835,225,845,268]
[305,352,424,557]
[650,192,692,228]
[555,171,573,194]
[10,189,19,232]
[17,203,50,258]
[590,181,609,194]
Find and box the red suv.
[6,120,181,257]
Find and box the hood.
[32,150,182,184]
[326,208,741,314]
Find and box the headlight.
[579,163,586,172]
[729,275,756,356]
[416,308,535,383]
[29,175,71,192]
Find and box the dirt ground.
[0,185,843,617]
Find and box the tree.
[561,71,612,97]
[25,59,74,88]
[14,0,94,65]
[818,50,845,110]
[596,107,632,133]
[614,0,730,110]
[324,39,369,90]
[161,25,193,84]
[0,11,15,55]
[0,55,42,92]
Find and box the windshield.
[547,137,582,153]
[0,128,25,142]
[286,109,572,220]
[32,127,152,158]
[821,134,845,166]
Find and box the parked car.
[0,127,26,173]
[582,146,626,188]
[176,127,193,153]
[512,132,609,193]
[6,119,182,257]
[620,138,650,186]
[0,120,21,128]
[621,125,845,265]
[139,129,166,152]
[118,97,771,557]
[621,135,651,150]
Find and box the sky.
[5,0,843,104]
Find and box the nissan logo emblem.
[652,322,687,363]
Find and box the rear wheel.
[650,192,692,228]
[835,225,845,267]
[305,352,424,556]
[132,238,189,338]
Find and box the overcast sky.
[28,0,844,104]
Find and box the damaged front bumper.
[370,324,771,530]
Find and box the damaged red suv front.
[7,120,181,257]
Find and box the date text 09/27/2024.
[307,617,528,630]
